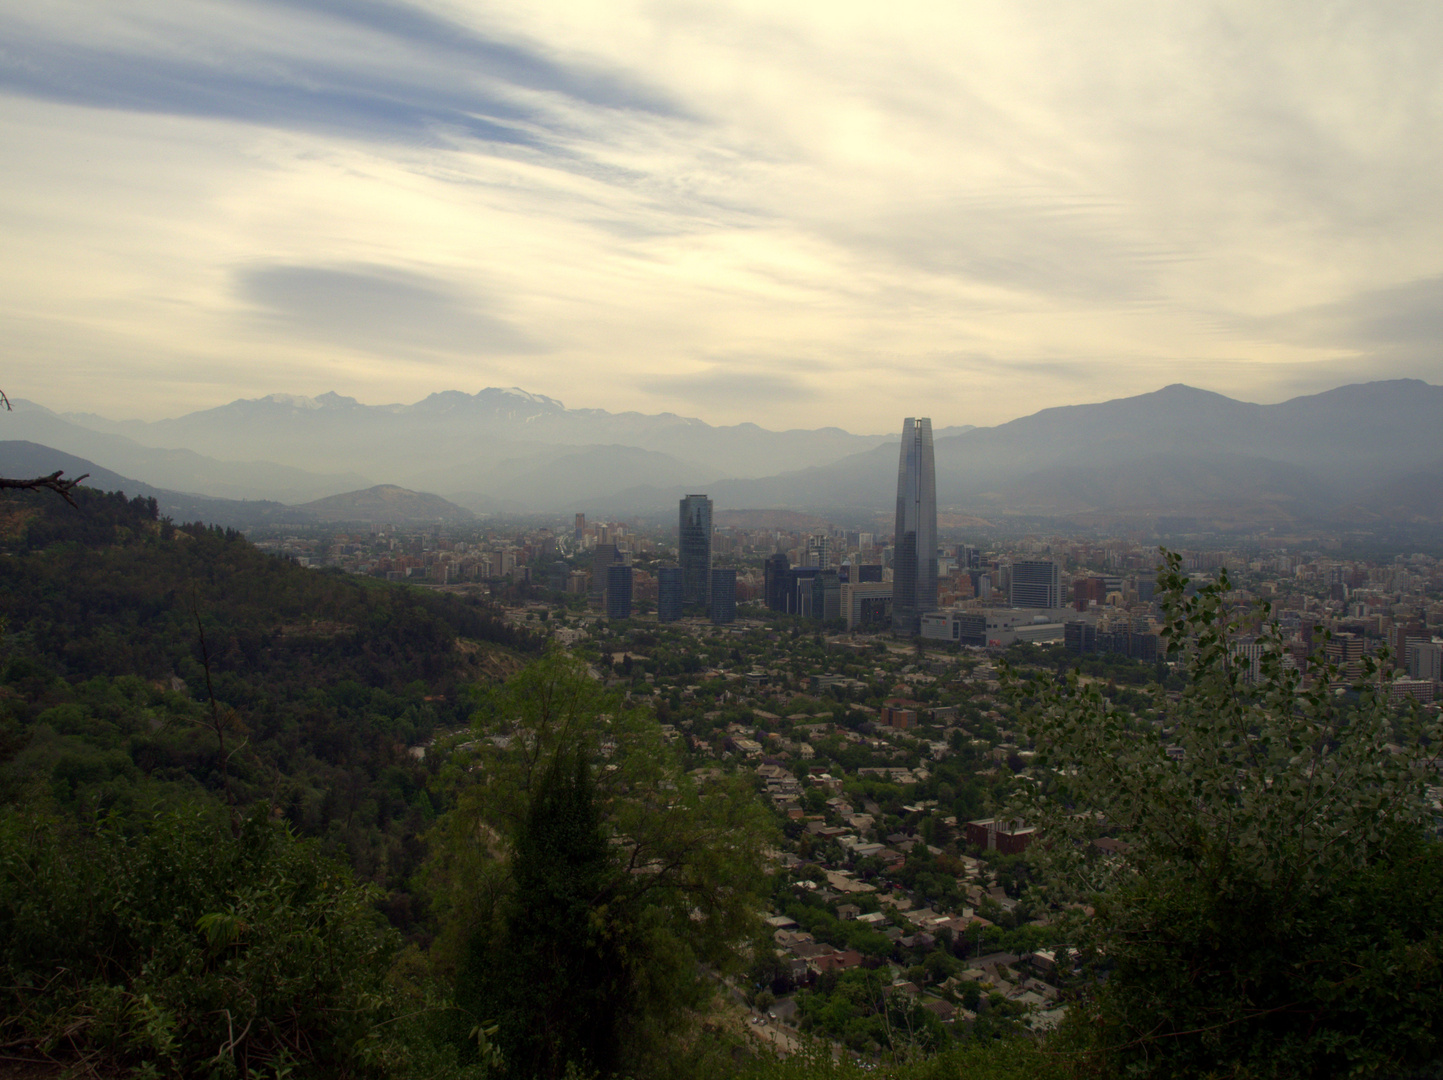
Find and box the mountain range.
[4,380,1441,528]
[0,443,474,529]
[702,381,1443,528]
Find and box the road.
[746,1011,802,1056]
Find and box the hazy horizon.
[4,376,1440,528]
[25,374,1442,438]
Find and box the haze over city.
[5,1,1443,429]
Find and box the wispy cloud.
[0,0,685,148]
[643,367,820,408]
[1248,275,1443,353]
[1,0,1442,428]
[236,262,541,355]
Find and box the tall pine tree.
[457,751,631,1080]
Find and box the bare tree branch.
[0,390,89,505]
[0,471,90,507]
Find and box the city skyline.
[5,3,1443,428]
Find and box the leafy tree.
[0,802,416,1077]
[423,647,774,1077]
[1006,551,1443,1078]
[0,487,539,925]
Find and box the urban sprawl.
[249,418,1443,1049]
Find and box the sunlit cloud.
[1,0,1441,429]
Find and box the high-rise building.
[1012,560,1061,608]
[764,554,791,611]
[840,581,891,630]
[811,570,841,621]
[678,495,713,610]
[892,417,938,635]
[1392,623,1427,670]
[783,566,821,615]
[1073,575,1107,610]
[605,562,633,620]
[807,534,832,570]
[656,565,684,623]
[710,568,736,624]
[574,512,585,546]
[590,543,620,603]
[1410,640,1443,682]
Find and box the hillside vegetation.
[1,489,1439,1079]
[0,488,535,919]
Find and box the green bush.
[0,803,403,1077]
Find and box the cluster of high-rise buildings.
[590,493,736,623]
[759,416,940,635]
[574,417,947,628]
[593,411,943,629]
[277,415,1441,698]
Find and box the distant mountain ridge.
[4,402,373,502]
[298,485,475,524]
[701,379,1443,526]
[56,387,895,498]
[0,444,473,529]
[0,441,315,528]
[14,379,1443,526]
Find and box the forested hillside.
[0,488,537,916]
[0,490,794,1079]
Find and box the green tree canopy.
[423,647,774,1078]
[1006,551,1443,1078]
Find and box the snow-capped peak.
[491,387,564,410]
[260,393,321,409]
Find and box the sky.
[3,0,1441,433]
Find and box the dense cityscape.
[2,397,1441,1076]
[229,416,1443,1054]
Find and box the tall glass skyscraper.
[678,494,713,610]
[605,562,633,620]
[709,567,737,624]
[656,565,684,622]
[892,417,938,635]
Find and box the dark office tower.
[605,562,633,619]
[787,566,821,615]
[710,567,736,624]
[657,565,684,623]
[590,543,620,603]
[574,513,585,545]
[892,417,937,635]
[764,553,791,611]
[811,570,841,622]
[678,494,713,610]
[1011,559,1060,608]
